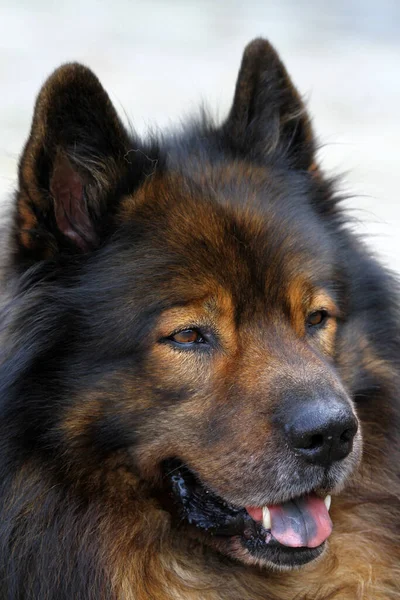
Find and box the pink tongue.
[247,494,332,549]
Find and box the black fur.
[0,38,399,599]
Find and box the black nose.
[285,398,358,467]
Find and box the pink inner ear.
[50,154,98,251]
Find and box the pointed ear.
[223,39,316,171]
[15,63,132,261]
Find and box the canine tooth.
[324,495,332,512]
[262,506,271,530]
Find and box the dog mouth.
[162,459,333,568]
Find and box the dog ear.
[223,39,316,171]
[15,63,132,262]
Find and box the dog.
[0,38,399,599]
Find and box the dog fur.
[0,38,399,599]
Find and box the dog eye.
[306,310,328,328]
[170,329,205,345]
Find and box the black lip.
[162,459,327,567]
[166,459,247,535]
[240,526,325,567]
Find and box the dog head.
[7,39,363,569]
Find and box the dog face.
[8,40,363,570]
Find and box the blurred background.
[0,0,399,271]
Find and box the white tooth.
[262,506,271,530]
[324,495,332,512]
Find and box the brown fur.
[1,39,399,599]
